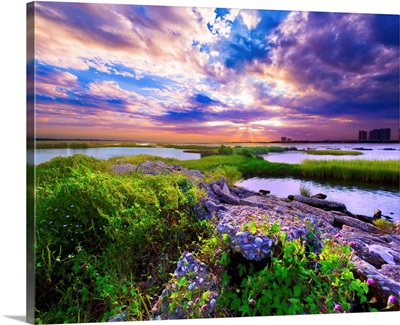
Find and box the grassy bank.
[306,149,363,156]
[35,154,213,323]
[300,159,399,184]
[178,154,300,178]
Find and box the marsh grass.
[299,183,312,197]
[306,149,363,156]
[178,154,300,178]
[300,159,399,184]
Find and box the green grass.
[306,149,363,156]
[300,159,399,184]
[34,154,214,324]
[106,153,399,185]
[177,154,300,178]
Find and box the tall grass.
[306,150,362,156]
[300,159,399,184]
[178,154,300,178]
[35,154,213,323]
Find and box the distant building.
[281,137,292,143]
[368,128,391,141]
[358,130,368,140]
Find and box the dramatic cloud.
[31,2,399,142]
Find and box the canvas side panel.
[26,2,35,324]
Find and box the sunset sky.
[30,1,399,143]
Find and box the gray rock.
[151,252,218,320]
[311,193,327,200]
[211,183,240,205]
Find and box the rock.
[353,214,375,224]
[352,255,400,310]
[290,195,347,213]
[151,252,219,320]
[311,193,327,200]
[110,164,137,175]
[136,160,204,180]
[211,182,240,205]
[108,312,126,322]
[373,209,382,219]
[136,160,172,175]
[333,214,380,234]
[259,189,270,195]
[215,228,275,262]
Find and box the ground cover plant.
[214,222,373,316]
[163,220,389,318]
[35,154,213,324]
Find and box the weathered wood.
[290,195,347,212]
[334,214,381,234]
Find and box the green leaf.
[249,221,257,235]
[178,276,187,287]
[293,284,302,298]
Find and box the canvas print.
[26,1,400,324]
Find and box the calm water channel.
[31,147,201,165]
[237,143,399,220]
[31,143,399,221]
[236,177,399,221]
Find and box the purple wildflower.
[289,230,295,238]
[343,241,347,245]
[388,295,395,305]
[249,299,255,305]
[333,303,341,312]
[349,241,355,246]
[302,240,307,246]
[367,278,375,286]
[194,298,199,304]
[201,304,208,310]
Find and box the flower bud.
[333,303,341,312]
[388,295,395,305]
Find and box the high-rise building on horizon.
[358,130,368,140]
[368,128,391,141]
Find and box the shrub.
[35,155,211,323]
[373,219,395,234]
[217,145,234,155]
[203,165,242,186]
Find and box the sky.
[29,1,400,143]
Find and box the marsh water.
[31,142,399,221]
[236,177,399,221]
[30,146,201,165]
